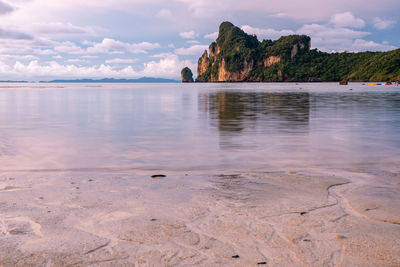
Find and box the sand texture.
[0,164,399,266]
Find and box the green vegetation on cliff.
[197,22,400,82]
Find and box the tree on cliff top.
[181,67,194,82]
[216,21,259,73]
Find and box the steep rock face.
[197,50,210,77]
[264,56,281,67]
[196,21,310,82]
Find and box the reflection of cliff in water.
[198,91,310,150]
[199,92,310,134]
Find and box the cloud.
[86,38,160,54]
[175,45,208,55]
[28,22,97,37]
[65,58,87,63]
[297,23,370,52]
[105,58,137,64]
[241,25,295,40]
[157,8,172,18]
[330,12,365,28]
[179,31,199,39]
[373,17,396,29]
[151,52,174,58]
[141,54,196,78]
[0,54,196,80]
[0,28,33,40]
[297,24,369,40]
[0,54,39,63]
[186,40,200,44]
[350,39,397,51]
[0,1,13,15]
[240,22,393,52]
[204,32,218,39]
[54,41,85,54]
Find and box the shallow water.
[0,82,399,171]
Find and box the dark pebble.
[75,187,80,189]
[303,239,311,242]
[232,255,240,258]
[300,211,308,216]
[151,174,166,178]
[150,219,157,221]
[88,179,94,182]
[257,262,267,265]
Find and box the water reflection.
[199,92,310,133]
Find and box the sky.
[0,0,399,81]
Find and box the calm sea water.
[0,83,399,172]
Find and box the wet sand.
[0,164,399,266]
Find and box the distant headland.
[188,21,400,83]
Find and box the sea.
[0,82,399,172]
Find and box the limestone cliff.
[196,22,311,82]
[196,21,400,82]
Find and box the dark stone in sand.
[300,211,308,216]
[75,187,80,189]
[88,179,94,182]
[150,219,157,221]
[257,262,267,265]
[232,255,240,258]
[151,174,166,178]
[303,239,311,242]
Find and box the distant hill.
[197,21,400,82]
[0,80,28,83]
[40,77,180,83]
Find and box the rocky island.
[196,22,400,82]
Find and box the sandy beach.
[1,162,399,266]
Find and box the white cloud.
[28,22,97,37]
[350,39,397,51]
[179,31,199,39]
[81,55,98,59]
[241,25,295,40]
[0,54,196,80]
[87,38,160,54]
[0,54,39,63]
[204,32,218,39]
[330,12,365,28]
[105,58,137,64]
[0,1,13,15]
[298,24,369,40]
[168,43,175,48]
[151,52,174,58]
[240,22,395,52]
[157,8,172,18]
[175,45,208,55]
[54,41,85,54]
[0,28,32,40]
[65,58,87,63]
[186,40,200,44]
[141,54,196,78]
[373,17,396,29]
